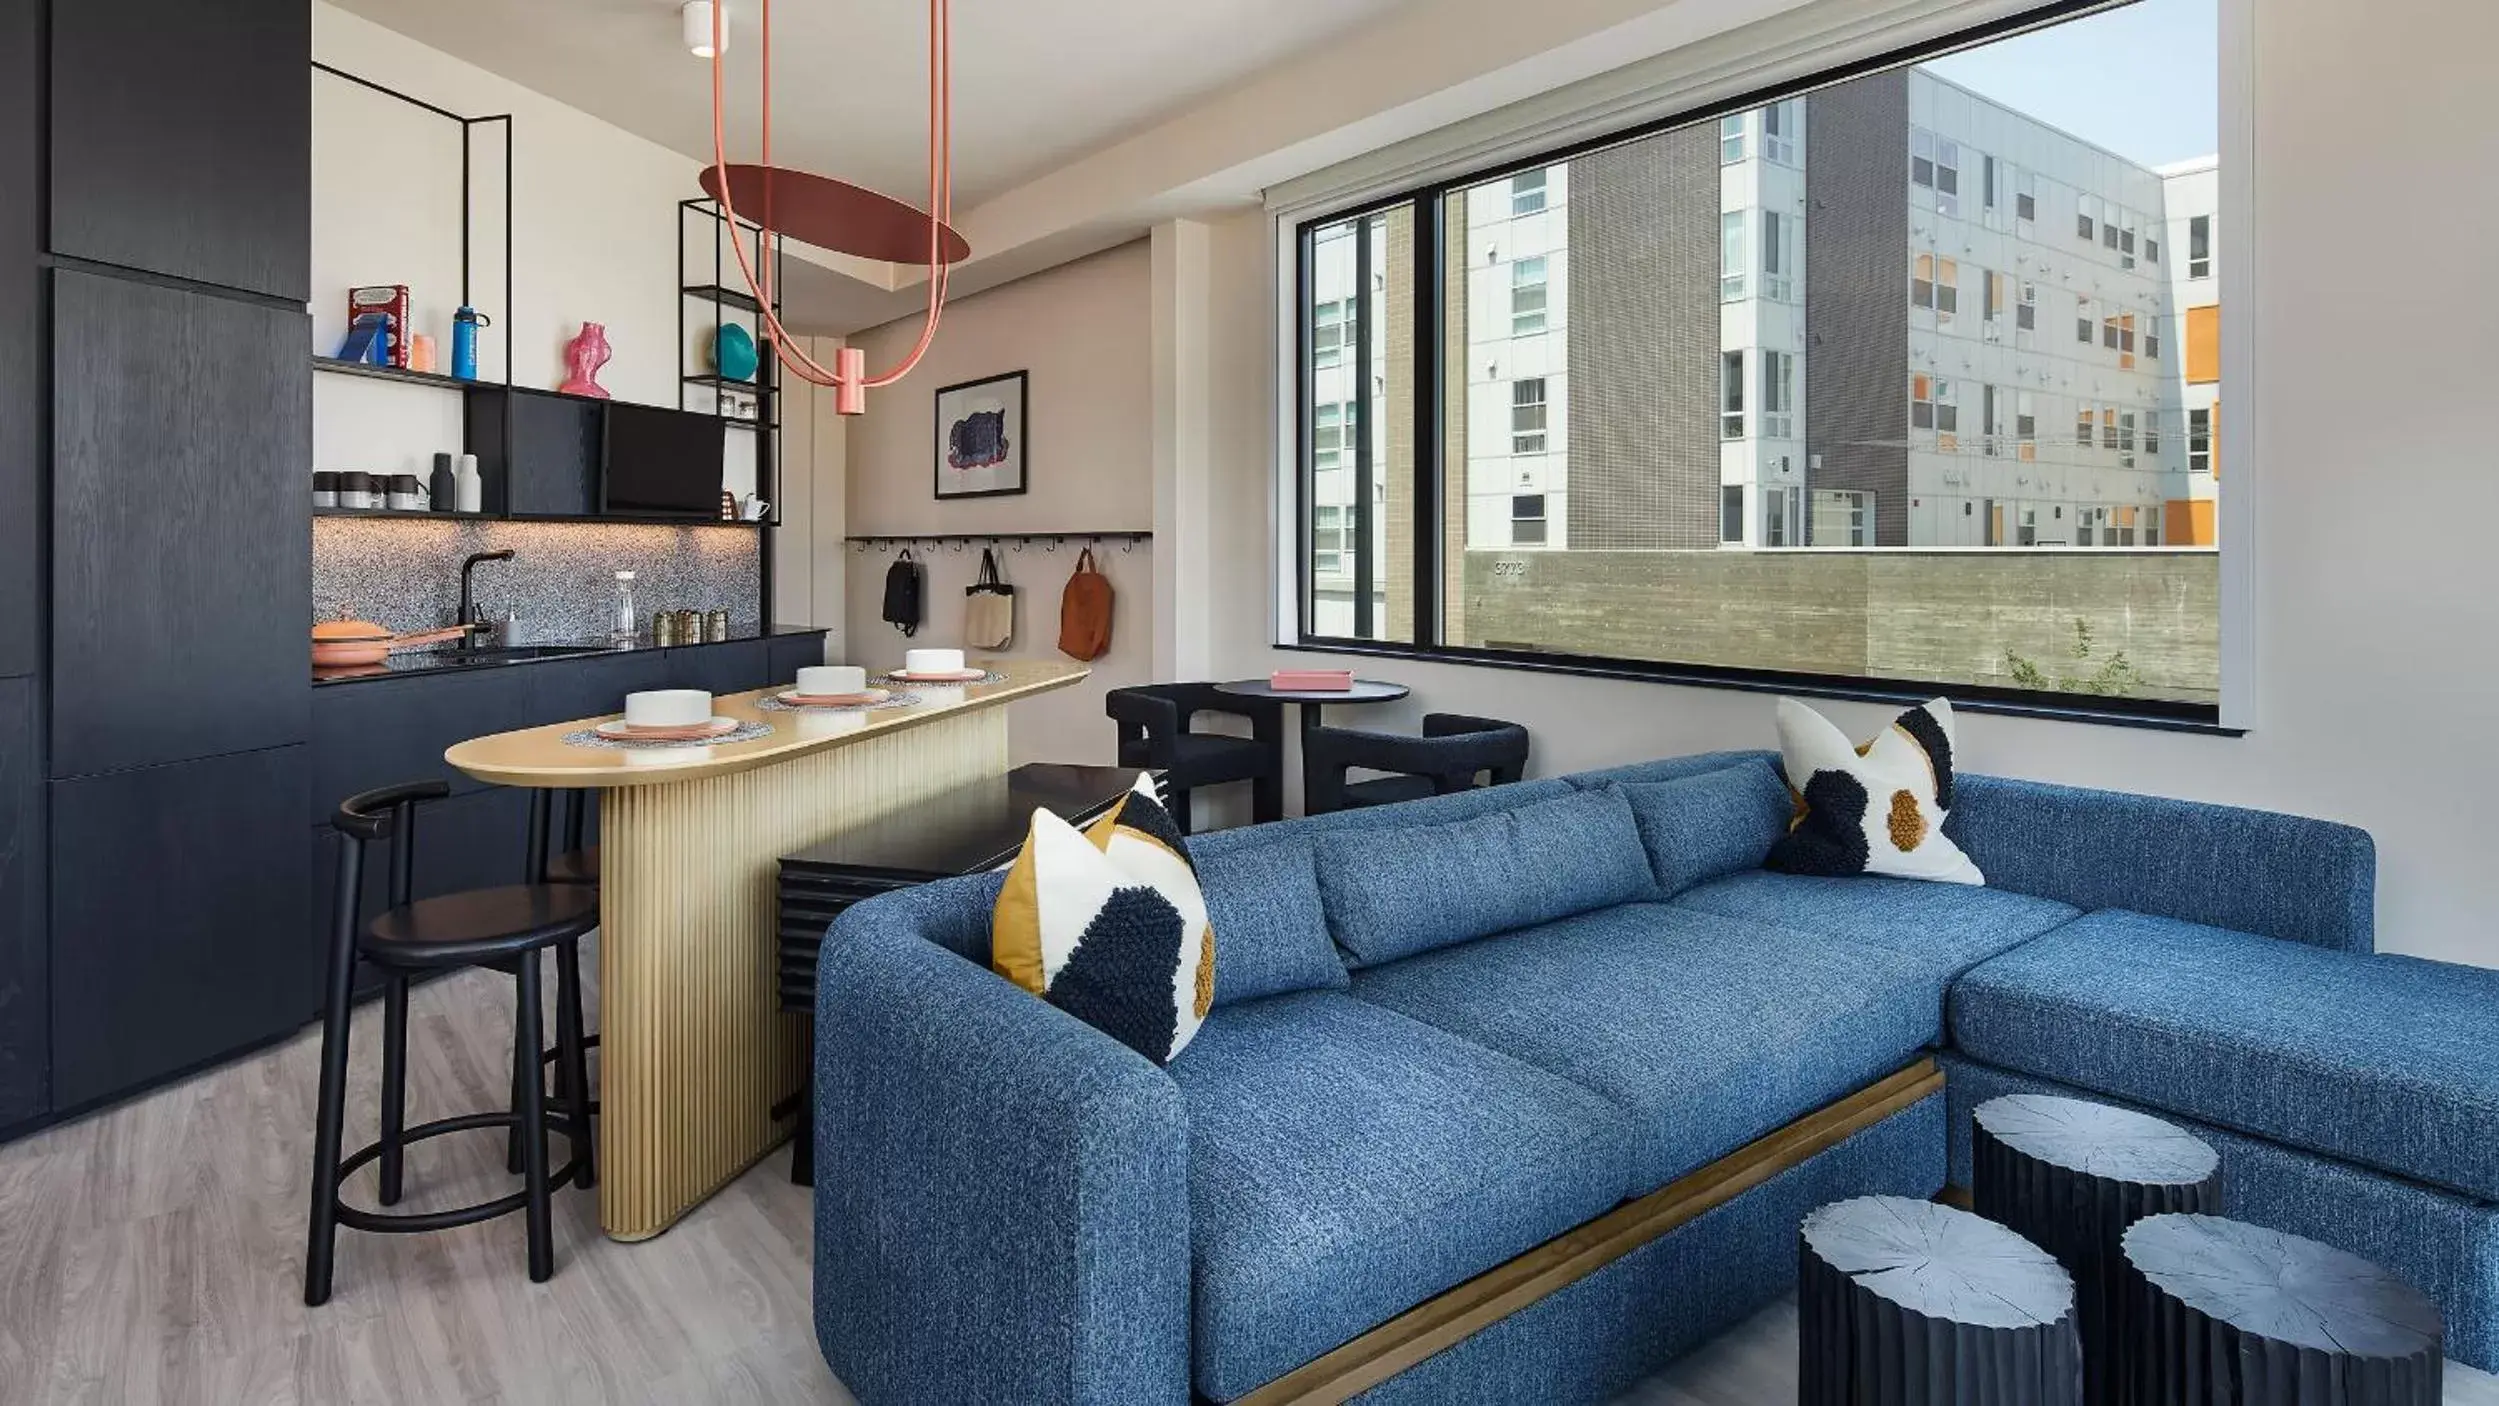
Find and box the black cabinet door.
[309,667,531,824]
[50,0,309,301]
[663,640,775,697]
[0,0,36,683]
[524,651,673,726]
[0,678,46,1128]
[767,631,829,688]
[506,392,602,519]
[51,745,311,1110]
[51,272,310,778]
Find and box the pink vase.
[559,322,612,399]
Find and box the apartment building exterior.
[1451,66,2222,552]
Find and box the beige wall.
[841,243,1156,765]
[1195,0,2499,968]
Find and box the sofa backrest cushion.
[1560,749,1777,791]
[1195,841,1349,1006]
[1610,757,1793,898]
[1188,778,1579,862]
[1945,775,2377,953]
[1316,787,1658,967]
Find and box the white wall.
[1195,0,2499,969]
[842,243,1158,765]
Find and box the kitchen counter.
[311,623,827,686]
[443,657,1088,1240]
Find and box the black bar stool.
[304,781,599,1306]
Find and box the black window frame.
[1285,0,2227,733]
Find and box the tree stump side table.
[2121,1214,2442,1406]
[1800,1195,2084,1405]
[1973,1094,2222,1405]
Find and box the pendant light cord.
[705,0,953,397]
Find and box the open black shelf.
[313,506,764,528]
[683,283,762,314]
[313,506,489,520]
[682,372,764,391]
[311,357,478,390]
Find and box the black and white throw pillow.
[1768,697,1983,886]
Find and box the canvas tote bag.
[1057,548,1114,661]
[964,547,1017,650]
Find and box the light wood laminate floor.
[4,945,2493,1405]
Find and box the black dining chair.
[1104,684,1284,833]
[304,781,598,1306]
[1302,713,1532,816]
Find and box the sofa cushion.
[1350,904,1942,1193]
[1316,787,1657,968]
[1610,758,1791,898]
[1952,910,2499,1203]
[1560,748,1777,791]
[1171,991,1633,1402]
[1673,870,2079,979]
[1195,841,1348,1006]
[1188,778,1578,863]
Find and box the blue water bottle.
[451,305,490,380]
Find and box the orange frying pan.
[311,619,478,668]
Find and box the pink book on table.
[1271,669,1354,692]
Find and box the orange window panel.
[2186,305,2221,385]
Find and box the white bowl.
[904,648,966,676]
[797,665,868,696]
[623,688,713,728]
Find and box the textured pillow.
[1610,758,1793,897]
[1769,697,1983,886]
[1194,841,1349,1006]
[992,774,1215,1065]
[1316,787,1659,967]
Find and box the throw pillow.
[1769,697,1983,886]
[992,774,1215,1065]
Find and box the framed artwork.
[932,370,1029,500]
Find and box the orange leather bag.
[1057,548,1114,661]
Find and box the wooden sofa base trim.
[1233,1058,1945,1406]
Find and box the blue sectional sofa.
[812,750,2499,1403]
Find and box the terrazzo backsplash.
[313,519,762,642]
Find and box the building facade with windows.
[1446,66,2221,553]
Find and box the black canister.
[429,453,457,512]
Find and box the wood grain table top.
[443,658,1088,789]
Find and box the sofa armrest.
[814,897,1191,1406]
[1945,775,2377,953]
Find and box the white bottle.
[611,570,638,646]
[453,453,484,513]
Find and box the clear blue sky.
[1921,0,2218,168]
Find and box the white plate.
[595,716,740,740]
[886,669,989,683]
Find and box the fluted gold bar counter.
[446,659,1088,1240]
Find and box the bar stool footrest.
[330,1111,588,1234]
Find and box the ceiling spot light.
[683,2,725,59]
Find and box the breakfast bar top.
[443,659,1088,789]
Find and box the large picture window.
[1294,0,2224,722]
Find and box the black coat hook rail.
[846,531,1151,555]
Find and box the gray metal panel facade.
[1804,71,1912,546]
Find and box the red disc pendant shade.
[700,164,969,266]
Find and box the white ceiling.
[325,0,1420,212]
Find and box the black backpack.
[881,548,924,637]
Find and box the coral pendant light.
[700,0,965,415]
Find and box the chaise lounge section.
[811,749,2499,1402]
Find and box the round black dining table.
[1213,677,1410,736]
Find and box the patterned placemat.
[562,719,777,751]
[883,670,1007,687]
[754,692,926,715]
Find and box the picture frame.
[932,370,1029,500]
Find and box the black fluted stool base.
[1973,1095,2221,1405]
[2121,1214,2442,1406]
[1800,1195,2083,1405]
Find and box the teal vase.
[713,324,759,382]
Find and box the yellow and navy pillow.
[992,774,1214,1066]
[1768,697,1984,886]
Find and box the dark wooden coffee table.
[2121,1214,2442,1405]
[1973,1095,2222,1405]
[1801,1195,2083,1404]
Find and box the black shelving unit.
[680,197,784,623]
[310,357,475,391]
